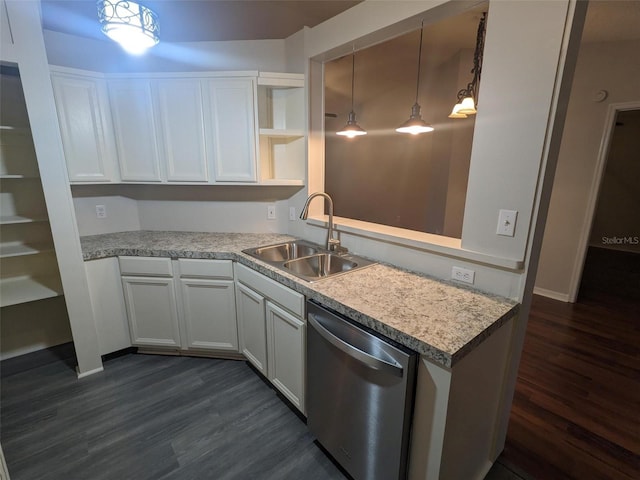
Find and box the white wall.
[535,39,640,300]
[137,199,291,233]
[73,195,140,236]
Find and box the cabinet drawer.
[177,259,233,279]
[235,263,304,318]
[118,256,173,277]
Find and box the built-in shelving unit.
[257,72,305,184]
[0,71,64,308]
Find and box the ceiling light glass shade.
[336,111,367,138]
[97,0,159,55]
[457,96,477,115]
[448,102,468,119]
[396,103,434,135]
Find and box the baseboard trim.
[76,366,104,379]
[533,287,570,302]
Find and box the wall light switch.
[96,205,107,219]
[267,205,276,220]
[497,209,517,237]
[289,207,296,221]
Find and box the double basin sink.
[243,240,376,282]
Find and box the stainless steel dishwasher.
[306,301,417,480]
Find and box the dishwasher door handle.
[308,313,403,377]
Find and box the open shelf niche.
[0,69,64,308]
[257,72,306,185]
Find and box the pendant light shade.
[448,102,468,119]
[337,52,367,138]
[396,103,434,134]
[450,13,486,118]
[337,111,367,137]
[396,21,433,134]
[97,0,160,55]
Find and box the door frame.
[568,100,640,302]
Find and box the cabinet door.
[122,275,180,347]
[266,301,305,413]
[51,74,118,182]
[205,78,258,182]
[108,79,161,182]
[86,257,130,355]
[180,278,237,351]
[235,282,267,374]
[153,79,209,182]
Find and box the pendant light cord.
[414,20,424,103]
[350,52,355,112]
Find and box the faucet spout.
[299,192,343,252]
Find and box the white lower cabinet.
[266,301,305,412]
[235,263,306,413]
[122,275,181,348]
[118,256,238,353]
[180,278,237,351]
[236,282,267,374]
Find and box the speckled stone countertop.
[81,231,519,368]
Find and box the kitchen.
[1,1,587,479]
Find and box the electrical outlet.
[289,206,296,221]
[452,266,475,284]
[95,205,107,219]
[497,209,517,237]
[267,205,276,220]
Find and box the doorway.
[577,108,640,302]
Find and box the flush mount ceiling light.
[97,0,159,55]
[449,12,487,119]
[396,20,434,135]
[336,52,367,138]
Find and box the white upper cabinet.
[108,79,162,182]
[50,69,303,186]
[205,78,258,183]
[153,79,209,182]
[51,73,119,182]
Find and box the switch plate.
[267,205,276,220]
[95,205,107,219]
[497,209,517,237]
[452,266,475,284]
[289,206,296,221]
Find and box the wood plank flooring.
[1,348,525,480]
[502,293,640,479]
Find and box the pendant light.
[396,20,434,135]
[336,52,367,138]
[97,0,160,55]
[449,13,487,119]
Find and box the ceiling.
[41,0,362,43]
[40,0,640,45]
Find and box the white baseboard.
[76,366,104,379]
[533,287,571,302]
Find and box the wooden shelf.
[259,128,305,139]
[0,243,54,258]
[0,275,63,308]
[0,215,48,225]
[0,174,39,179]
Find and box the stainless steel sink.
[243,240,376,282]
[283,253,357,279]
[247,241,319,262]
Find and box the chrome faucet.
[299,192,346,253]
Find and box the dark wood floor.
[1,348,525,480]
[502,292,640,479]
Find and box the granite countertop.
[81,231,519,368]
